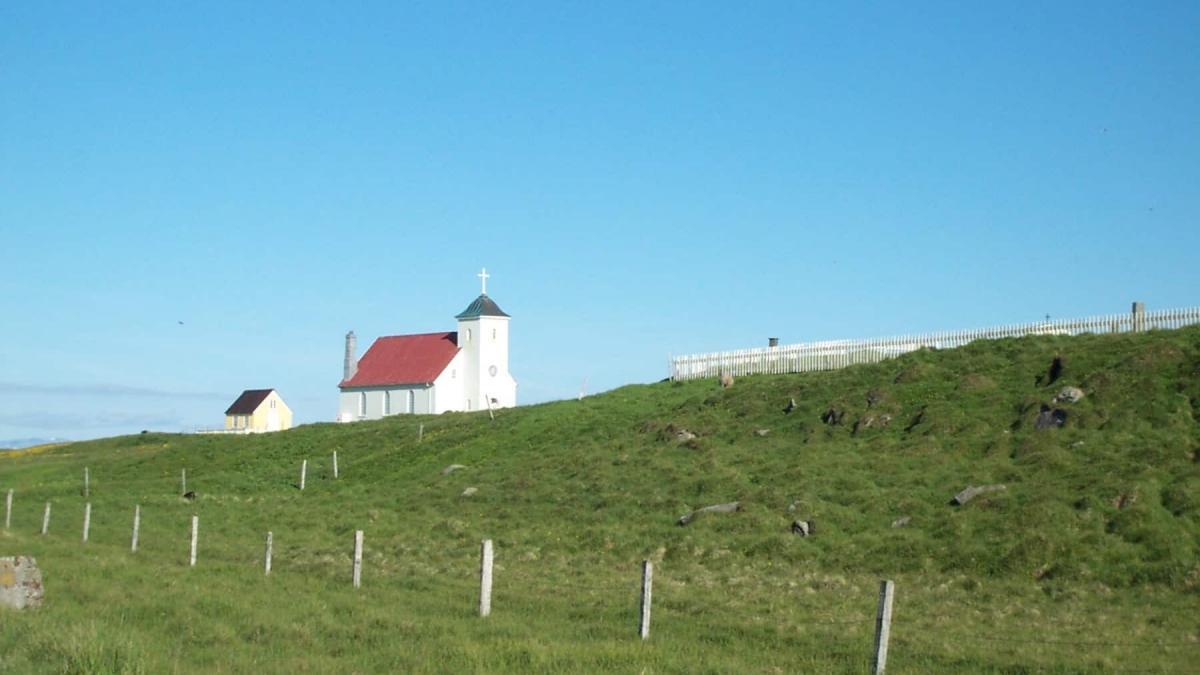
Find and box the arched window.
[383,391,391,415]
[407,390,415,413]
[358,392,366,417]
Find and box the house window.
[270,399,276,409]
[384,391,391,415]
[358,392,366,417]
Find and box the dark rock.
[183,491,197,501]
[677,501,741,526]
[783,398,796,414]
[820,408,844,425]
[904,407,927,432]
[1035,405,1067,430]
[791,520,811,537]
[866,390,885,408]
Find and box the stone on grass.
[461,487,478,497]
[1055,386,1085,404]
[675,429,697,442]
[442,464,467,476]
[783,398,796,414]
[950,484,1007,506]
[891,516,911,528]
[754,429,771,437]
[677,501,741,526]
[718,372,734,389]
[791,520,811,537]
[0,557,43,610]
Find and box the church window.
[466,329,472,342]
[407,390,415,413]
[383,391,391,415]
[451,369,456,379]
[492,328,496,340]
[358,392,366,417]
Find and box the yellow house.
[224,389,292,433]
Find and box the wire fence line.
[6,499,1199,672]
[669,303,1200,381]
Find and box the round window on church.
[488,365,498,377]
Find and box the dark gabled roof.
[225,389,275,415]
[339,332,460,388]
[455,294,510,319]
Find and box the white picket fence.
[669,304,1200,381]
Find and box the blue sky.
[2,2,1198,441]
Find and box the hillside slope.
[2,326,1199,673]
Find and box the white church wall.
[338,384,437,421]
[431,351,466,414]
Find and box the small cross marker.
[478,267,490,294]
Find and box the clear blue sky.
[2,2,1198,441]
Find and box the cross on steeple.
[477,267,490,295]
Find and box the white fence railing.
[669,304,1200,381]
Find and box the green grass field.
[2,327,1199,673]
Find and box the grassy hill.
[2,326,1199,673]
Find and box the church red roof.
[339,332,460,388]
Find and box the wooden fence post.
[418,424,424,442]
[479,539,494,617]
[82,502,91,542]
[639,560,653,639]
[181,468,187,496]
[300,460,307,490]
[4,489,11,530]
[189,515,199,567]
[872,579,895,674]
[84,467,89,498]
[131,505,141,552]
[353,530,363,588]
[332,451,338,479]
[264,531,273,575]
[41,502,51,535]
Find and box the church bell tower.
[455,268,517,411]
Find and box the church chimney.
[344,331,358,381]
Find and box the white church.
[337,270,517,421]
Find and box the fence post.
[332,451,338,479]
[84,467,89,498]
[418,424,424,442]
[872,579,895,674]
[353,530,364,588]
[639,560,653,640]
[131,505,140,552]
[1132,301,1146,332]
[264,531,273,575]
[181,468,187,496]
[82,502,91,543]
[300,460,307,490]
[189,515,199,567]
[4,489,11,530]
[479,539,494,617]
[41,502,51,535]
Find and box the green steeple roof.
[455,294,511,319]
